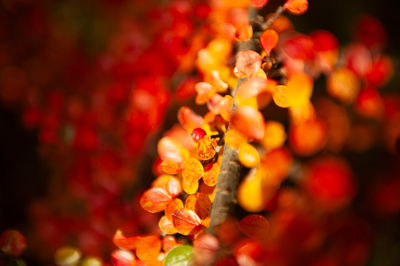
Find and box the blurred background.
[0,0,399,265]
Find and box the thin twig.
[206,4,286,235]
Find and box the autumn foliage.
[0,0,400,265]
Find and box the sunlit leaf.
[140,187,172,213]
[159,215,178,235]
[135,235,161,261]
[165,198,184,221]
[231,106,265,140]
[261,121,286,149]
[234,50,262,78]
[284,0,308,15]
[260,30,279,55]
[161,160,182,175]
[112,230,141,250]
[238,143,260,168]
[172,209,201,235]
[162,236,180,253]
[177,106,204,132]
[111,249,136,266]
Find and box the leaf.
[231,106,265,140]
[111,249,136,266]
[112,230,141,250]
[136,235,161,261]
[162,236,180,253]
[195,82,216,105]
[273,85,290,108]
[159,216,178,235]
[164,245,194,266]
[234,50,262,78]
[177,106,204,132]
[289,119,327,156]
[54,246,82,266]
[236,77,269,102]
[182,158,204,194]
[203,161,220,187]
[238,171,264,212]
[167,177,182,197]
[172,209,201,235]
[260,29,279,54]
[161,160,182,175]
[219,95,233,121]
[327,67,360,104]
[261,121,286,149]
[140,187,172,213]
[284,0,308,15]
[239,214,270,240]
[250,0,268,8]
[238,143,260,168]
[184,193,212,220]
[165,198,184,221]
[193,234,220,265]
[158,137,186,164]
[261,147,292,182]
[285,73,313,107]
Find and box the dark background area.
[0,0,399,264]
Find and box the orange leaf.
[135,235,161,261]
[161,160,181,175]
[165,198,184,221]
[273,85,290,108]
[167,177,182,197]
[260,29,279,54]
[239,214,270,240]
[261,121,286,149]
[195,82,216,105]
[261,147,292,182]
[236,77,269,101]
[158,137,186,164]
[235,23,253,42]
[140,187,172,213]
[177,106,204,132]
[234,50,262,78]
[182,158,204,181]
[219,95,233,121]
[185,193,212,220]
[327,67,360,104]
[289,119,327,156]
[238,143,260,168]
[231,106,265,140]
[284,0,308,15]
[112,230,141,250]
[159,216,178,235]
[250,0,268,8]
[162,236,180,253]
[238,171,264,212]
[182,179,199,195]
[203,161,220,187]
[111,249,136,266]
[172,209,201,235]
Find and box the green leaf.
[164,245,194,266]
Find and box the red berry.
[191,128,206,143]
